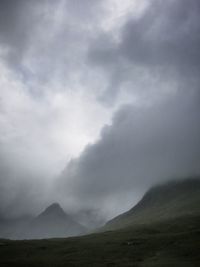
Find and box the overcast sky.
[0,0,200,219]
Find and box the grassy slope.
[104,178,200,230]
[0,214,200,267]
[1,178,200,266]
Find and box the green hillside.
[0,214,200,266]
[0,178,200,266]
[104,178,200,230]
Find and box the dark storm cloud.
[120,0,200,68]
[59,90,200,217]
[59,0,200,217]
[0,0,39,66]
[0,0,104,82]
[0,0,28,45]
[88,0,200,103]
[0,0,61,72]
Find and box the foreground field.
[0,215,200,267]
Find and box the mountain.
[0,203,86,239]
[1,180,200,266]
[1,193,200,266]
[104,178,200,230]
[22,203,86,239]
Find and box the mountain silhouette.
[21,203,86,239]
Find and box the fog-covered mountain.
[0,203,86,239]
[104,178,200,230]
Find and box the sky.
[0,0,200,220]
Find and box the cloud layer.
[0,0,200,219]
[59,0,200,218]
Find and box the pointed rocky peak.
[25,202,87,239]
[45,203,63,213]
[38,202,67,220]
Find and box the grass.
[0,214,200,266]
[104,178,200,231]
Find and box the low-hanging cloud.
[0,0,111,218]
[59,0,200,218]
[88,0,200,104]
[0,0,200,221]
[59,90,200,217]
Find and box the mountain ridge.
[104,177,200,230]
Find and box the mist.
[0,0,200,238]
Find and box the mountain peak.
[45,203,62,212]
[37,202,68,220]
[24,202,86,239]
